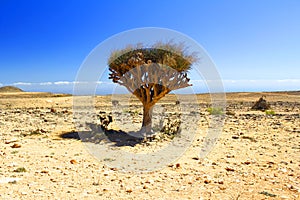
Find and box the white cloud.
[2,79,299,94]
[40,82,52,86]
[12,82,32,86]
[277,79,300,83]
[54,81,72,85]
[72,81,82,84]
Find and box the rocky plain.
[0,90,299,199]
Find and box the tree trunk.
[141,104,153,134]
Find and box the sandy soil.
[0,91,299,199]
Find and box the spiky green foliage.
[108,42,196,76]
[108,41,197,133]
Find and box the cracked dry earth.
[0,91,299,200]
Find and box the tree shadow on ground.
[59,125,143,147]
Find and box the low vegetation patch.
[259,191,276,197]
[265,110,275,115]
[207,107,224,115]
[13,167,26,173]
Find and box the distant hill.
[0,86,24,93]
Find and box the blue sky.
[0,0,299,93]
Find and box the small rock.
[226,155,235,158]
[145,179,154,184]
[126,189,133,193]
[40,129,47,133]
[243,161,251,165]
[70,159,77,164]
[204,179,211,184]
[226,111,235,115]
[92,182,100,186]
[219,186,226,190]
[280,161,288,165]
[5,139,18,144]
[175,163,180,168]
[225,167,235,172]
[103,171,109,176]
[11,143,21,148]
[232,135,239,139]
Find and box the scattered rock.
[98,113,113,129]
[112,100,119,106]
[70,159,77,164]
[226,111,235,115]
[242,161,251,165]
[5,139,18,144]
[11,143,21,148]
[62,109,69,114]
[219,186,226,190]
[241,135,257,142]
[145,179,154,184]
[232,135,239,139]
[251,96,270,111]
[225,167,235,172]
[126,189,133,193]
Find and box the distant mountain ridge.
[0,86,24,93]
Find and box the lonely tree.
[108,42,197,134]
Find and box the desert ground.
[0,90,299,199]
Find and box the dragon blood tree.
[108,42,197,134]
